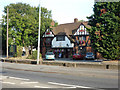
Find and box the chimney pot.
[74,18,78,23]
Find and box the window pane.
[81,25,84,30]
[78,36,86,40]
[83,36,86,40]
[46,38,51,43]
[56,36,65,41]
[79,36,82,40]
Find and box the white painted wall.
[52,36,74,48]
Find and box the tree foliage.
[87,2,120,60]
[1,3,57,54]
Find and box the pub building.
[41,18,102,59]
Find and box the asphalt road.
[0,62,118,89]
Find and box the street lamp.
[37,1,41,65]
[7,8,9,58]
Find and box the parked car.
[72,53,84,60]
[45,52,55,60]
[85,52,95,60]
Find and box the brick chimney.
[74,18,78,23]
[50,20,55,28]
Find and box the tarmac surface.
[1,62,118,79]
[1,62,118,89]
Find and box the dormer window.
[56,36,65,41]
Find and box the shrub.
[13,52,17,57]
[27,50,42,60]
[17,46,23,57]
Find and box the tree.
[2,3,57,56]
[1,18,7,55]
[0,20,2,55]
[2,3,37,46]
[87,2,120,60]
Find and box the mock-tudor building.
[41,18,102,59]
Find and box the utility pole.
[6,8,9,58]
[37,2,41,65]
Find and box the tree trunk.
[30,45,33,55]
[21,47,29,59]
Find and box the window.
[46,52,54,55]
[78,36,86,40]
[81,25,84,30]
[79,36,82,40]
[46,38,51,44]
[56,36,65,41]
[83,36,86,40]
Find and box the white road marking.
[76,86,92,88]
[34,86,50,88]
[62,86,77,88]
[2,82,15,85]
[48,82,75,87]
[21,82,39,84]
[48,82,92,88]
[9,76,29,81]
[0,76,8,79]
[1,75,29,81]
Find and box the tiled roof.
[52,21,91,35]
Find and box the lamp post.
[7,8,9,58]
[37,1,41,65]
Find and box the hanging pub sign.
[9,45,17,53]
[9,45,17,56]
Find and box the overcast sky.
[0,0,94,24]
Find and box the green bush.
[27,50,42,60]
[17,46,23,57]
[13,52,17,57]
